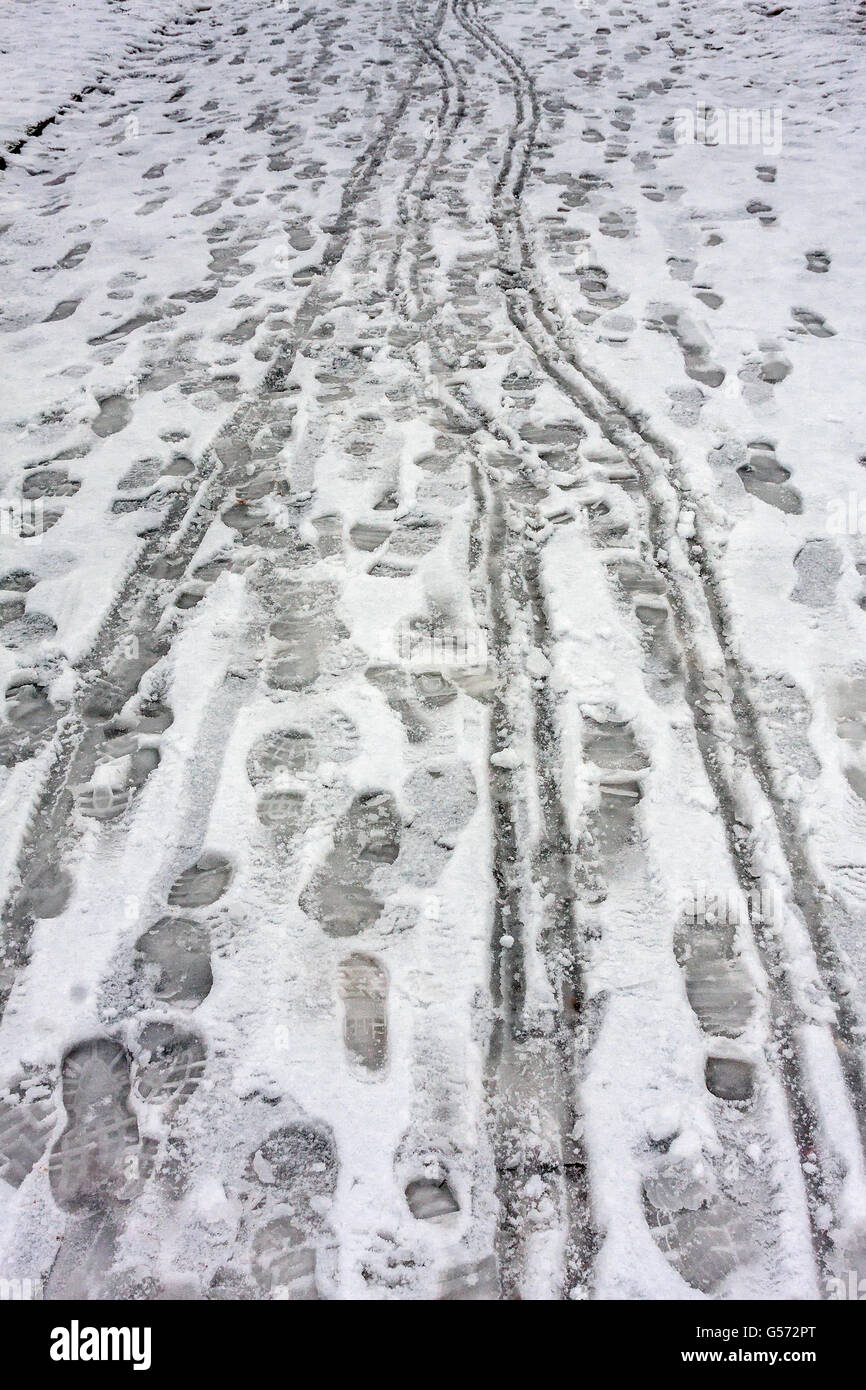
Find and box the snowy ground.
[0,0,865,1300]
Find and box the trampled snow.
[0,0,864,1300]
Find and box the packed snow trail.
[1,0,865,1299]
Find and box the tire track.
[474,438,599,1297]
[2,0,478,1299]
[449,0,866,1282]
[385,0,463,299]
[386,2,598,1296]
[0,0,452,1021]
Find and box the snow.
[0,0,864,1302]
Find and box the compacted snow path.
[0,0,865,1299]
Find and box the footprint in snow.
[300,790,401,936]
[791,539,842,609]
[736,442,802,515]
[212,1120,338,1300]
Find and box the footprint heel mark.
[351,792,402,864]
[405,1174,460,1222]
[222,474,291,551]
[693,286,723,310]
[256,788,309,836]
[831,677,866,748]
[314,708,361,763]
[338,953,388,1071]
[583,716,650,770]
[388,516,443,559]
[844,766,866,806]
[0,569,37,593]
[577,261,626,311]
[373,486,399,512]
[705,1057,755,1103]
[7,501,64,538]
[367,557,414,579]
[43,300,79,329]
[830,680,866,837]
[666,255,696,282]
[191,553,234,585]
[48,1038,140,1213]
[595,775,643,851]
[300,790,400,936]
[609,555,666,599]
[413,670,460,709]
[56,241,91,271]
